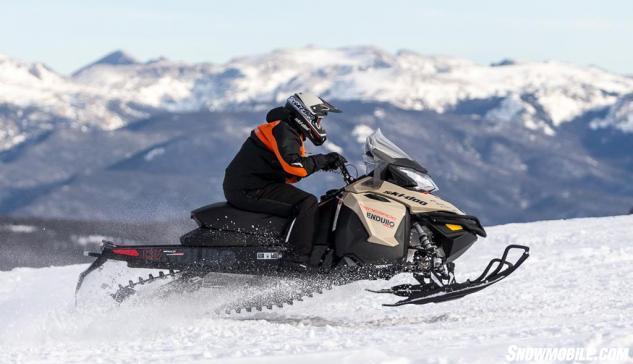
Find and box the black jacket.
[223,120,321,192]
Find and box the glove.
[327,152,347,170]
[314,152,347,171]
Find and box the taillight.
[111,248,140,257]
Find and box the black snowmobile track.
[215,275,335,314]
[109,269,180,303]
[107,269,336,314]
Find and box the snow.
[0,224,37,233]
[485,94,556,136]
[3,46,633,151]
[144,147,166,161]
[352,124,375,143]
[373,108,386,119]
[1,215,632,363]
[323,141,343,154]
[591,93,633,133]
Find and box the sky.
[1,0,632,75]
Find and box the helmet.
[285,92,341,146]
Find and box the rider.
[223,92,346,268]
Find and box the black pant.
[224,184,318,256]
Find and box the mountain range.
[1,46,632,225]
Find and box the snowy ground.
[1,215,632,363]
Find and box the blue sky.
[1,0,632,75]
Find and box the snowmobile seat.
[191,202,290,233]
[180,202,291,247]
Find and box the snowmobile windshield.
[363,129,439,192]
[363,129,412,164]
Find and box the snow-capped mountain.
[1,47,632,224]
[0,52,150,151]
[74,50,140,71]
[2,46,633,151]
[72,47,633,125]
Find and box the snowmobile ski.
[370,245,530,306]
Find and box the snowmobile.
[76,130,529,312]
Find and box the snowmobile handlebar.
[337,160,354,185]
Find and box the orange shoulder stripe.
[255,121,308,178]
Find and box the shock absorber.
[411,223,448,276]
[413,223,435,251]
